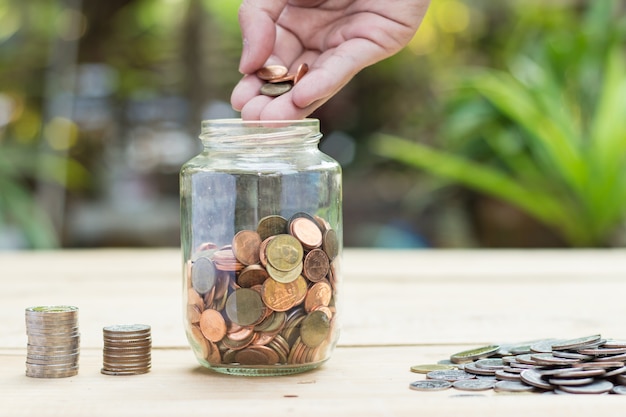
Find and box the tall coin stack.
[25,306,80,378]
[101,324,152,376]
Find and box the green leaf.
[0,177,59,249]
[370,133,593,246]
[463,70,587,194]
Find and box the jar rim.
[200,118,321,147]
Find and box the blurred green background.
[1,0,625,250]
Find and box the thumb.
[238,0,288,74]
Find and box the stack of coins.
[409,334,626,395]
[257,63,309,97]
[101,324,152,376]
[185,211,340,368]
[25,306,80,378]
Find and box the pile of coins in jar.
[185,212,339,368]
[25,306,80,378]
[101,324,152,376]
[409,334,626,395]
[257,63,308,97]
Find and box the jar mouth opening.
[200,118,321,146]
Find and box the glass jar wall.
[180,119,342,376]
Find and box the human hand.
[231,0,430,120]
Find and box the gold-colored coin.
[300,310,331,348]
[260,82,292,97]
[410,364,456,374]
[265,234,303,272]
[266,261,303,284]
[261,275,307,312]
[322,229,339,260]
[224,288,266,326]
[257,215,288,240]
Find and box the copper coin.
[293,63,309,84]
[257,215,288,240]
[256,65,288,81]
[290,217,323,249]
[268,73,295,83]
[236,345,280,365]
[322,228,339,260]
[237,264,269,288]
[292,275,308,306]
[303,249,330,282]
[187,288,204,310]
[260,82,292,97]
[199,309,227,342]
[232,230,262,266]
[304,281,332,312]
[261,278,298,311]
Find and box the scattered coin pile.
[25,306,80,378]
[185,212,339,368]
[410,335,626,394]
[256,63,309,97]
[101,324,152,376]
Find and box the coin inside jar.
[184,211,339,370]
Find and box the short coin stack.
[25,305,80,378]
[101,324,152,376]
[256,63,309,97]
[410,334,626,395]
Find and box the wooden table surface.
[1,248,626,416]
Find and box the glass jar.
[180,119,342,376]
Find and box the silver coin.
[463,362,496,376]
[530,353,580,366]
[409,380,452,391]
[260,82,292,97]
[604,366,626,377]
[520,369,553,390]
[611,385,626,395]
[594,352,626,362]
[603,340,626,349]
[548,377,595,386]
[547,368,606,378]
[494,380,534,393]
[578,347,626,355]
[474,358,505,370]
[551,335,602,351]
[426,369,476,381]
[104,323,150,331]
[558,380,614,394]
[551,350,594,360]
[452,379,495,391]
[495,370,522,381]
[530,339,562,353]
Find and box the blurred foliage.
[2,0,624,248]
[372,0,626,247]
